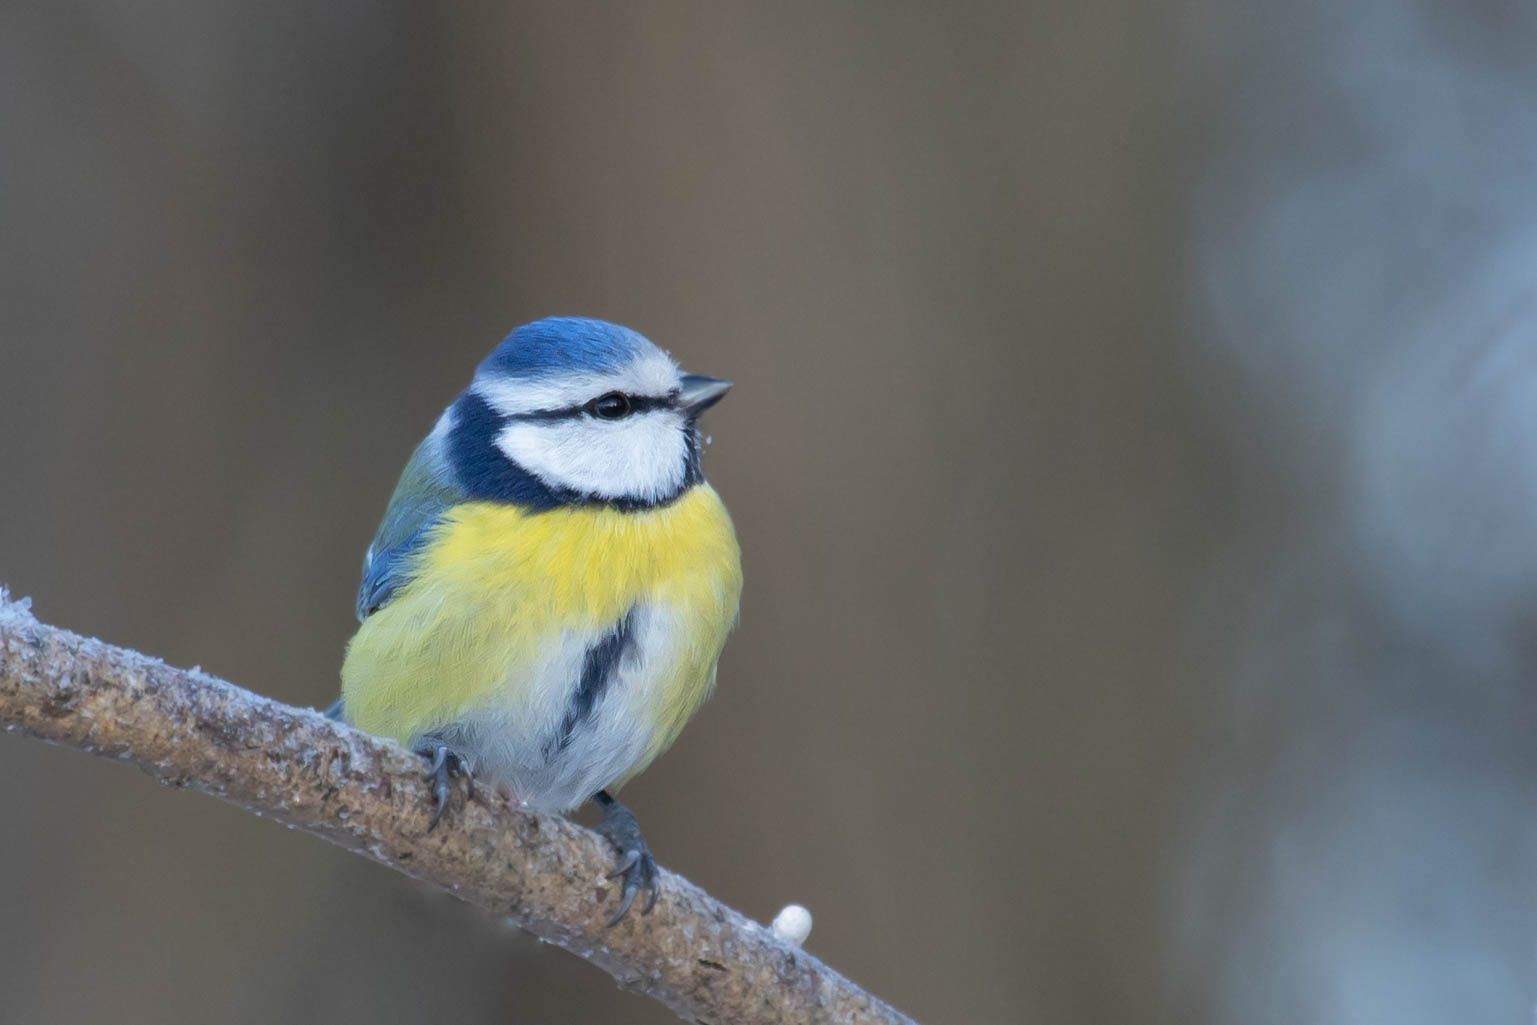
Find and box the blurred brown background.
[5,3,1537,1024]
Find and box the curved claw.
[605,849,659,925]
[427,776,451,832]
[416,743,474,832]
[421,745,448,784]
[607,848,642,879]
[607,880,640,927]
[592,790,661,925]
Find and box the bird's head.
[446,318,731,509]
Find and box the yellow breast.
[340,484,742,776]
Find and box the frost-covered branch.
[0,589,916,1025]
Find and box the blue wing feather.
[356,424,464,620]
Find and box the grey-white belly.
[421,602,678,812]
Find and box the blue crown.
[479,317,654,379]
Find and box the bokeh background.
[4,2,1537,1023]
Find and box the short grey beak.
[678,374,732,415]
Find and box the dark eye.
[590,392,632,419]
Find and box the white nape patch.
[495,410,690,502]
[426,405,458,445]
[473,348,681,417]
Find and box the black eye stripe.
[504,393,675,422]
[599,394,672,415]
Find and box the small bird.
[331,317,742,923]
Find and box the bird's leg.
[592,790,660,925]
[413,741,475,831]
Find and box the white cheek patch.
[495,411,690,502]
[474,349,681,416]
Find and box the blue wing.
[356,425,464,620]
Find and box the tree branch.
[0,590,916,1025]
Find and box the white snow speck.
[770,904,812,947]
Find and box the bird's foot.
[593,790,659,925]
[415,742,475,831]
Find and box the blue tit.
[330,317,742,922]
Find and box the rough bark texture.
[0,591,916,1025]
